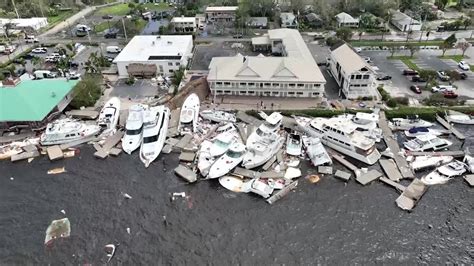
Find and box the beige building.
[207,29,326,98]
[335,12,359,28]
[205,6,238,24]
[170,16,197,32]
[328,43,376,99]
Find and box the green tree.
[70,75,102,109]
[463,17,471,29]
[406,44,420,57]
[419,69,437,82]
[439,42,451,56]
[456,40,471,56]
[359,13,376,29]
[445,33,457,47]
[30,56,43,71]
[172,67,185,88]
[336,27,353,42]
[389,46,399,57]
[400,0,422,12]
[381,10,393,42]
[435,0,449,10]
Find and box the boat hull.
[323,139,380,165]
[139,107,170,167]
[122,135,141,154]
[242,137,284,169]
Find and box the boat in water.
[302,136,332,166]
[404,127,442,138]
[410,155,454,172]
[219,175,251,193]
[404,134,452,152]
[104,244,117,263]
[446,110,474,125]
[98,97,121,133]
[463,149,474,173]
[178,93,200,135]
[421,160,467,185]
[209,130,240,157]
[200,109,236,123]
[339,112,382,142]
[122,104,147,154]
[197,140,214,177]
[390,115,433,129]
[40,118,100,146]
[139,106,170,167]
[286,132,302,156]
[208,143,246,179]
[242,178,274,198]
[242,112,284,169]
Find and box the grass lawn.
[94,21,111,33]
[47,10,74,25]
[142,3,172,12]
[437,55,469,62]
[351,40,444,47]
[96,3,130,16]
[387,56,420,71]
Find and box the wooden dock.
[236,123,248,142]
[436,115,465,140]
[329,151,360,177]
[175,134,193,150]
[11,150,40,162]
[334,170,351,182]
[395,178,428,211]
[379,159,403,182]
[65,110,99,120]
[236,111,261,126]
[169,108,181,129]
[94,130,124,158]
[356,169,383,185]
[407,150,465,158]
[378,112,414,179]
[266,180,298,204]
[47,145,64,161]
[174,164,197,183]
[379,177,406,192]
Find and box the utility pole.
[418,14,427,42]
[11,0,20,19]
[121,18,128,42]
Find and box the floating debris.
[63,150,76,158]
[45,218,71,246]
[306,174,321,184]
[27,157,34,163]
[104,244,117,263]
[60,209,66,215]
[284,167,301,179]
[47,167,66,175]
[126,227,131,235]
[121,192,132,199]
[171,192,186,201]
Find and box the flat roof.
[113,35,193,62]
[0,79,78,122]
[205,6,238,12]
[171,17,196,23]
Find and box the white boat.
[404,134,452,152]
[404,127,442,138]
[311,116,381,165]
[178,93,200,135]
[446,110,474,125]
[40,119,100,145]
[218,175,251,193]
[293,116,325,138]
[104,244,117,263]
[122,104,147,154]
[139,106,170,167]
[242,178,274,198]
[197,140,214,177]
[391,115,433,128]
[242,112,284,169]
[338,113,382,142]
[410,155,454,172]
[302,136,332,166]
[200,109,236,123]
[214,122,237,135]
[98,97,121,133]
[209,130,240,157]
[286,133,302,156]
[208,143,246,179]
[421,160,467,185]
[463,149,474,173]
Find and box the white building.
[170,16,197,32]
[280,12,298,28]
[0,17,48,33]
[205,6,238,24]
[113,35,193,78]
[391,10,422,32]
[335,12,359,28]
[328,43,376,99]
[207,29,326,98]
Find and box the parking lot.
[110,79,168,99]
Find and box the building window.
[239,82,246,86]
[361,84,368,87]
[356,75,362,79]
[288,83,295,87]
[313,84,320,87]
[224,90,231,94]
[272,83,279,87]
[240,91,247,94]
[224,82,230,85]
[312,92,319,96]
[288,92,295,95]
[216,82,222,85]
[351,75,355,79]
[297,84,304,87]
[176,62,180,66]
[353,84,360,87]
[248,91,255,94]
[264,91,271,95]
[264,83,271,86]
[272,91,278,95]
[168,62,173,66]
[363,75,370,79]
[169,70,173,73]
[248,83,255,86]
[297,92,304,95]
[216,90,223,93]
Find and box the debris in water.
[60,209,66,215]
[171,192,186,201]
[10,177,14,181]
[284,167,301,179]
[104,244,117,263]
[121,192,132,199]
[287,159,300,167]
[63,150,76,158]
[47,167,66,175]
[45,218,71,246]
[126,227,131,235]
[306,174,321,184]
[28,157,34,163]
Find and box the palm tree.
[381,11,393,42]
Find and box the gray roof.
[335,12,359,23]
[391,10,420,25]
[247,17,268,26]
[331,43,371,74]
[305,13,322,22]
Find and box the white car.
[31,47,47,54]
[68,72,81,80]
[364,57,372,63]
[458,61,470,71]
[431,85,455,93]
[355,47,362,53]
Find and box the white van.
[34,70,56,79]
[106,46,121,53]
[25,35,39,43]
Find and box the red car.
[410,85,421,94]
[443,91,458,98]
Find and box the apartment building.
[170,16,197,32]
[205,6,238,24]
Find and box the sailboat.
[139,106,170,167]
[122,104,147,154]
[178,93,200,135]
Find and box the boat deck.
[379,159,403,182]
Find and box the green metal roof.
[0,79,79,122]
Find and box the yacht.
[200,110,236,123]
[139,106,170,167]
[98,97,121,133]
[410,155,453,172]
[178,93,200,135]
[446,110,474,125]
[301,136,332,166]
[242,112,284,169]
[286,132,302,156]
[404,134,452,152]
[208,143,246,179]
[209,130,240,157]
[40,118,100,145]
[122,104,147,154]
[214,122,237,135]
[421,160,467,185]
[390,115,433,129]
[293,116,325,138]
[243,178,274,198]
[312,117,381,165]
[340,113,382,142]
[404,127,442,138]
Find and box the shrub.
[386,98,398,108]
[394,97,409,106]
[70,75,102,109]
[125,76,135,85]
[325,37,344,47]
[377,86,390,101]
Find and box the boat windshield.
[413,138,426,146]
[227,150,242,158]
[126,126,143,135]
[215,139,230,148]
[256,128,267,137]
[143,135,158,143]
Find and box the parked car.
[31,47,47,54]
[364,57,372,63]
[25,35,39,43]
[458,60,470,71]
[4,45,16,54]
[411,75,427,82]
[34,70,56,79]
[437,71,450,81]
[431,85,455,93]
[354,47,362,53]
[68,72,81,80]
[452,69,468,80]
[410,85,422,94]
[69,61,79,68]
[104,28,119,39]
[403,69,419,76]
[106,46,121,53]
[443,91,458,98]
[376,74,392,81]
[102,14,113,19]
[233,34,243,39]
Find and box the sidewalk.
[201,96,324,111]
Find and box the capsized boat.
[302,136,332,166]
[208,143,246,179]
[391,115,433,128]
[45,218,71,246]
[421,160,467,185]
[98,97,121,132]
[40,118,100,146]
[219,176,251,193]
[139,106,170,167]
[446,110,474,125]
[404,134,452,152]
[286,132,302,156]
[410,155,454,172]
[404,127,442,138]
[463,150,474,173]
[178,93,200,135]
[200,109,236,123]
[242,178,274,198]
[122,104,147,154]
[197,140,214,177]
